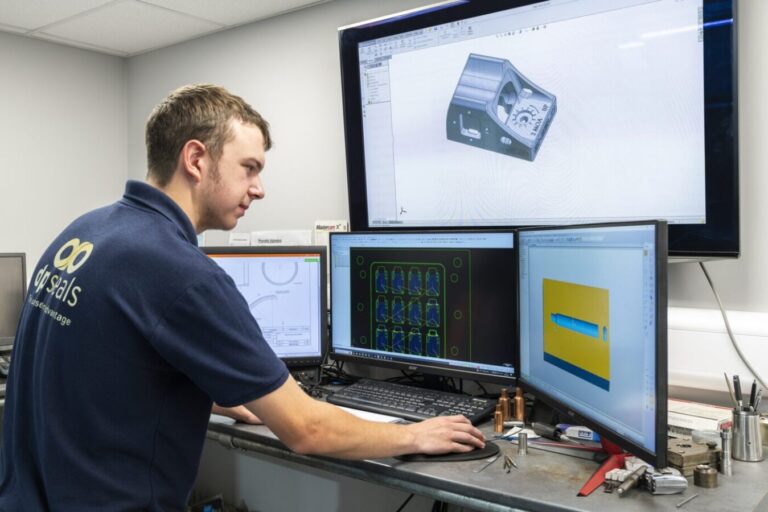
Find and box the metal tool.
[720,428,733,476]
[531,422,561,441]
[646,472,688,494]
[724,372,738,408]
[749,380,758,411]
[616,465,646,496]
[676,494,699,509]
[734,375,743,410]
[503,454,517,473]
[473,452,501,473]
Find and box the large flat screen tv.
[339,0,738,258]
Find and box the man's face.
[198,120,266,232]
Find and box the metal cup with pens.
[725,373,764,462]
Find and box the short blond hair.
[145,84,272,186]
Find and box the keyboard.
[326,379,496,425]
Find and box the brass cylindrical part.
[499,388,511,421]
[493,404,504,433]
[513,387,525,422]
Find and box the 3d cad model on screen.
[447,53,557,162]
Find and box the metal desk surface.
[206,421,768,512]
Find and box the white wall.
[0,32,126,269]
[125,0,432,244]
[669,0,768,313]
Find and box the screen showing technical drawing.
[206,250,324,361]
[331,232,516,380]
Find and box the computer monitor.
[330,231,516,384]
[203,247,327,368]
[516,221,667,467]
[0,253,26,349]
[339,0,738,258]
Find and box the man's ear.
[179,139,207,184]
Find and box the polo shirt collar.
[121,180,198,246]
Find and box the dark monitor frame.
[0,253,27,349]
[515,220,668,468]
[339,0,738,259]
[202,246,328,369]
[328,229,518,385]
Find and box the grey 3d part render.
[446,54,556,161]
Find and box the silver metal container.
[732,409,764,462]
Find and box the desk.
[206,420,768,512]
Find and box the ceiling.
[0,0,333,57]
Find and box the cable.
[699,262,767,389]
[474,380,489,397]
[395,494,414,512]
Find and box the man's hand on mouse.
[405,415,485,454]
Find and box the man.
[0,84,484,511]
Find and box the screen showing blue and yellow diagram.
[518,223,659,457]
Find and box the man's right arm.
[243,375,486,460]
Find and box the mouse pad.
[396,441,500,462]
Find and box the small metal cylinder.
[693,465,718,488]
[518,432,528,455]
[720,428,733,476]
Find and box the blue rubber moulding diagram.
[446,53,557,161]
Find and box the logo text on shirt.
[33,238,94,307]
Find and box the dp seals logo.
[53,238,93,274]
[34,238,94,307]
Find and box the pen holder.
[732,409,763,462]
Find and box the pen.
[724,373,738,408]
[733,375,742,410]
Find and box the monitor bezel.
[339,0,738,259]
[202,246,328,369]
[514,220,668,468]
[0,252,27,349]
[328,229,518,385]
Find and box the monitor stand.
[577,438,626,497]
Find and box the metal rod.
[676,494,699,508]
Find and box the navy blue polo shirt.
[0,181,289,511]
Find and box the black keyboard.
[327,379,496,425]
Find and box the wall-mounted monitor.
[329,230,517,384]
[516,221,667,467]
[339,0,738,258]
[203,247,327,369]
[0,253,27,348]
